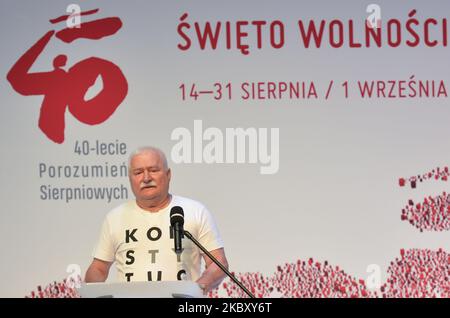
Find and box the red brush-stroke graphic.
[6,9,128,144]
[55,18,122,43]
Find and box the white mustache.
[141,181,157,189]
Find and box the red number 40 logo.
[7,7,128,144]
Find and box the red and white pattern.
[210,248,449,298]
[26,251,449,298]
[26,276,81,298]
[380,248,449,298]
[399,166,449,189]
[401,192,450,231]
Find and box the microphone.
[170,205,255,298]
[170,206,184,254]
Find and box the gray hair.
[128,146,169,171]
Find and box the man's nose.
[143,170,152,182]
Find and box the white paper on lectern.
[77,281,204,298]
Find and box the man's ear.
[167,168,171,181]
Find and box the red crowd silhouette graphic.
[402,192,450,232]
[27,247,449,298]
[399,166,450,231]
[26,277,81,298]
[7,8,128,144]
[205,248,449,298]
[399,166,449,189]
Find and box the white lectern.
[77,281,204,298]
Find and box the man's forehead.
[130,152,163,167]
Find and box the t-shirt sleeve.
[197,205,224,253]
[92,217,116,262]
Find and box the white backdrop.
[0,0,449,297]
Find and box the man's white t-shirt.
[92,195,224,282]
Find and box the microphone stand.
[183,230,255,298]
